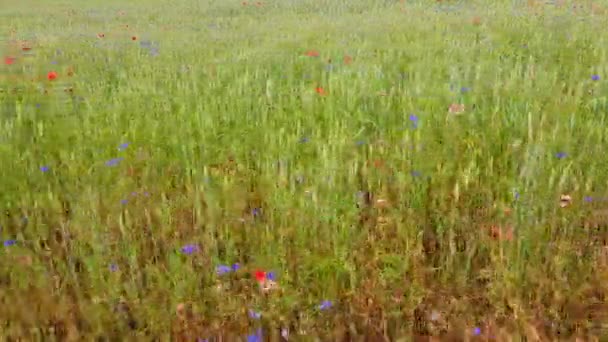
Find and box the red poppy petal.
[254,270,266,282]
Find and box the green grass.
[2,0,608,340]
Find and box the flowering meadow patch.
[1,1,608,341]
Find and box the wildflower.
[560,194,572,208]
[584,196,593,202]
[315,87,327,96]
[248,309,261,319]
[281,328,289,339]
[555,152,567,159]
[40,166,50,172]
[3,240,16,247]
[131,36,137,41]
[355,140,365,146]
[343,55,353,65]
[254,270,266,283]
[47,71,58,81]
[305,50,319,57]
[488,224,513,241]
[109,263,119,272]
[4,57,15,65]
[592,74,600,81]
[448,103,465,114]
[473,327,481,335]
[266,271,276,280]
[299,137,309,143]
[181,244,198,255]
[409,113,419,128]
[411,170,422,178]
[105,157,123,166]
[252,208,262,217]
[118,142,129,150]
[319,300,333,310]
[460,86,471,93]
[216,265,232,275]
[120,199,128,205]
[247,329,262,342]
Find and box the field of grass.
[2,0,608,340]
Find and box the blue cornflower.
[409,114,419,128]
[40,166,50,172]
[109,263,119,272]
[584,196,593,202]
[106,157,124,166]
[118,142,130,151]
[319,300,333,310]
[3,240,16,247]
[247,329,262,342]
[249,309,262,319]
[299,137,309,143]
[181,244,198,255]
[216,265,231,275]
[120,199,128,205]
[473,327,481,335]
[252,208,261,217]
[555,152,567,159]
[592,74,600,81]
[460,86,471,93]
[231,263,240,271]
[513,189,520,201]
[266,271,276,281]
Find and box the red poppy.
[131,36,137,41]
[47,71,58,81]
[21,46,31,51]
[305,50,319,57]
[315,87,327,96]
[254,270,266,283]
[4,57,15,65]
[343,55,353,65]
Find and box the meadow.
[2,0,608,340]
